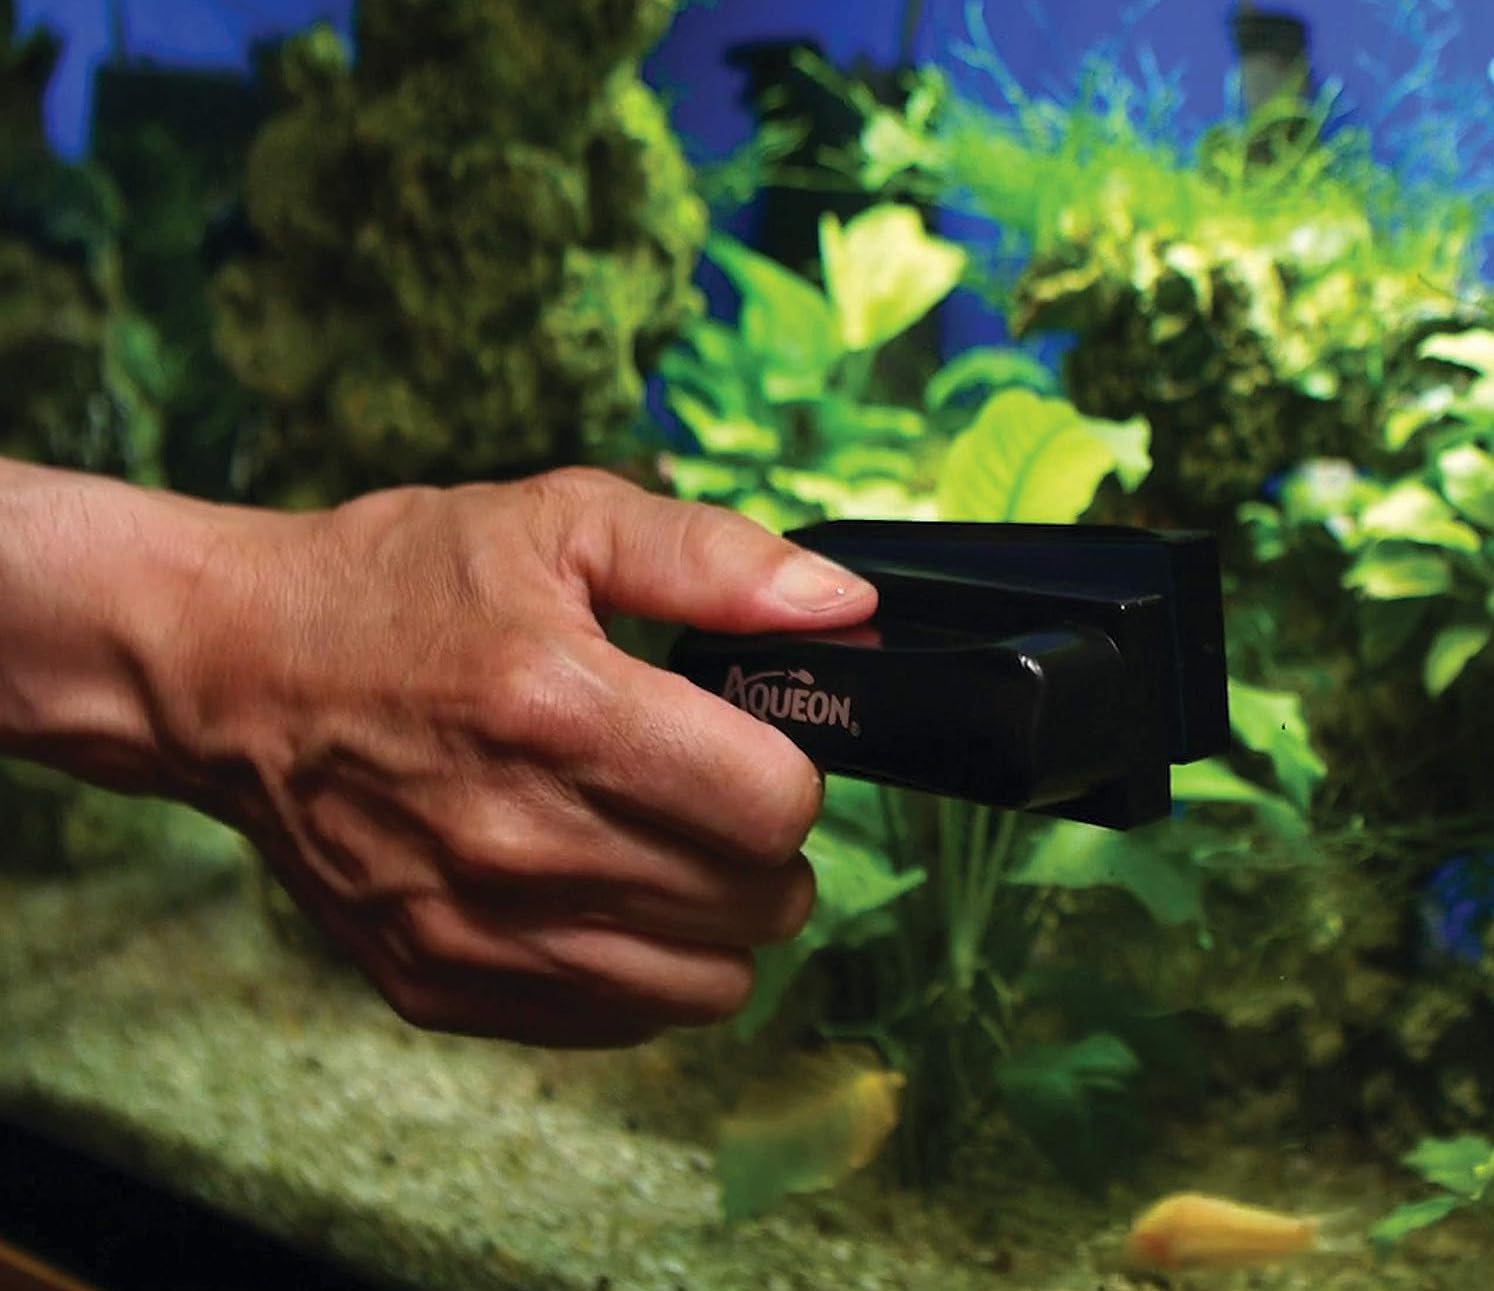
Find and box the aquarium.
[3,0,1494,1287]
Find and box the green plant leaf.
[937,388,1150,522]
[1424,624,1492,697]
[1356,482,1480,552]
[925,347,1057,411]
[1170,758,1272,804]
[667,391,781,460]
[733,490,819,534]
[1402,1135,1494,1199]
[1342,550,1453,600]
[1438,444,1494,529]
[734,825,925,1039]
[1370,1196,1467,1249]
[821,205,967,351]
[1011,820,1206,928]
[817,398,927,445]
[1420,330,1494,378]
[997,1033,1142,1187]
[706,234,843,400]
[1225,680,1326,810]
[661,455,746,502]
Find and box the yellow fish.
[717,1044,905,1221]
[1122,1192,1328,1271]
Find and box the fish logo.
[721,665,860,736]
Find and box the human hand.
[171,468,877,1046]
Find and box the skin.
[0,459,878,1047]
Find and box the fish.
[1122,1192,1332,1272]
[717,1043,905,1221]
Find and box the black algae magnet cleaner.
[668,521,1229,831]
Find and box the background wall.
[17,0,1493,356]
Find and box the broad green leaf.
[766,468,854,512]
[998,1033,1142,1185]
[706,234,842,399]
[734,825,925,1039]
[1370,1196,1467,1249]
[821,205,967,351]
[937,388,1150,522]
[1171,758,1274,804]
[822,445,921,483]
[1078,416,1152,492]
[667,390,781,459]
[1000,1034,1141,1101]
[1402,1135,1494,1199]
[925,347,1057,411]
[1343,550,1452,600]
[1011,820,1206,928]
[1357,482,1479,552]
[1225,680,1326,810]
[1386,387,1457,450]
[1420,329,1494,378]
[1424,624,1492,697]
[1438,444,1494,529]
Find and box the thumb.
[551,470,877,633]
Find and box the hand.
[171,468,877,1046]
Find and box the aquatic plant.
[211,0,705,506]
[1247,327,1494,700]
[856,20,1482,531]
[0,5,169,483]
[1372,1132,1493,1249]
[659,202,1138,530]
[657,200,1323,1201]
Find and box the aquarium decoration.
[210,0,706,506]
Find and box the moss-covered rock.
[212,0,705,505]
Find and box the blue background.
[19,0,1492,165]
[16,0,1493,357]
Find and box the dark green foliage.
[0,8,167,481]
[212,0,705,505]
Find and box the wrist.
[0,460,312,813]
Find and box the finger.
[294,762,817,945]
[391,895,756,1026]
[371,965,666,1048]
[541,468,877,632]
[574,640,826,866]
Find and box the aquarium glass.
[3,1,1494,1288]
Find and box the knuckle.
[483,640,596,759]
[437,800,547,885]
[752,765,823,863]
[521,465,624,516]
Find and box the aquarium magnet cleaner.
[668,521,1228,830]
